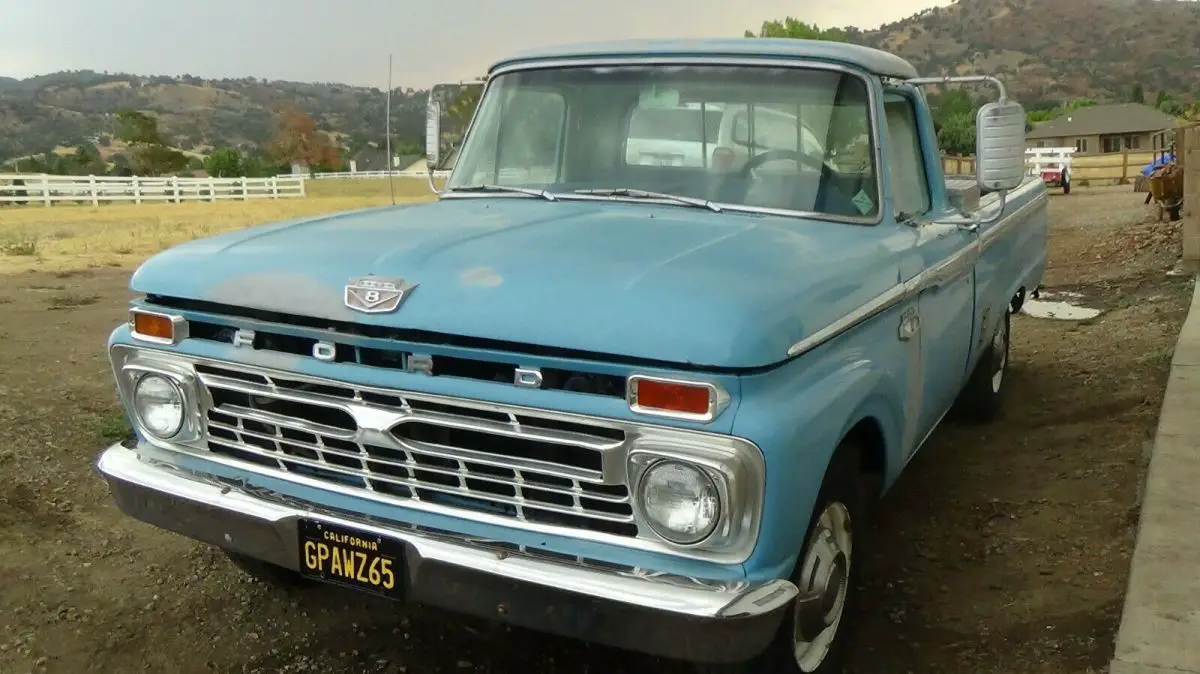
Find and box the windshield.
[447,64,878,220]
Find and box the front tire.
[696,446,868,674]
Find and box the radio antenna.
[386,53,395,205]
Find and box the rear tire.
[954,308,1010,423]
[695,445,870,674]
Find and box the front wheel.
[696,447,867,674]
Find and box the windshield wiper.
[449,184,557,201]
[573,187,722,212]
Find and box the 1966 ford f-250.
[96,39,1047,673]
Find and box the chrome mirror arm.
[933,190,1007,232]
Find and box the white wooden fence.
[306,169,451,180]
[0,174,306,205]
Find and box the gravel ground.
[0,184,1190,673]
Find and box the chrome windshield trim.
[444,56,885,227]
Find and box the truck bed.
[945,174,1043,218]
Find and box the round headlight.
[637,460,721,545]
[133,373,185,438]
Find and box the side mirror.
[975,100,1027,192]
[425,100,441,170]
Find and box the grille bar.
[194,363,638,537]
[206,418,630,505]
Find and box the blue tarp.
[1142,153,1175,176]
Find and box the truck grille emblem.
[344,276,417,314]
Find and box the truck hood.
[131,198,905,369]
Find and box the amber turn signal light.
[130,310,187,345]
[628,375,723,422]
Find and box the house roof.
[1026,103,1177,139]
[351,146,388,163]
[491,38,920,80]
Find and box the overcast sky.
[0,0,949,89]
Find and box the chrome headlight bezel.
[628,432,765,557]
[111,347,205,448]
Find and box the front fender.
[731,315,908,581]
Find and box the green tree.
[1155,91,1186,117]
[1131,83,1145,103]
[204,147,244,177]
[72,143,107,175]
[114,110,188,176]
[444,81,485,127]
[928,90,978,155]
[115,110,163,145]
[135,145,189,175]
[744,17,849,41]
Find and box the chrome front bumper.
[95,443,799,664]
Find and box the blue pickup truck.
[96,39,1047,674]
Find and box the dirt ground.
[0,184,1191,674]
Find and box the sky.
[0,0,950,89]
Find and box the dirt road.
[0,185,1189,673]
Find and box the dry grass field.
[0,177,438,273]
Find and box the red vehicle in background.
[1026,147,1074,194]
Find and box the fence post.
[241,177,249,201]
[298,176,307,198]
[40,175,50,207]
[1182,123,1200,271]
[208,178,216,202]
[132,176,142,204]
[89,175,98,207]
[271,176,279,199]
[172,176,180,203]
[1121,151,1129,182]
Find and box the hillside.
[4,0,1200,165]
[0,70,431,165]
[853,0,1200,104]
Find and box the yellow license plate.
[297,519,403,597]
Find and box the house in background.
[1025,103,1177,155]
[348,145,422,173]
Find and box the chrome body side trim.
[442,57,886,227]
[95,442,799,621]
[786,184,1046,358]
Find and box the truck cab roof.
[489,38,920,80]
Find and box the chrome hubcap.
[792,502,852,672]
[991,316,1008,393]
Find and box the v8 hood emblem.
[344,276,418,314]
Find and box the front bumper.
[96,442,798,664]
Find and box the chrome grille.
[194,363,637,537]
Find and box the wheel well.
[1010,286,1027,313]
[843,417,886,481]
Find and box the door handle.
[957,222,979,233]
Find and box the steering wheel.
[738,148,829,178]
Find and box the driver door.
[885,90,979,460]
